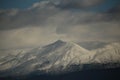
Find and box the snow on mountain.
[35,40,91,70]
[0,48,33,70]
[0,40,120,76]
[0,40,92,75]
[91,42,120,63]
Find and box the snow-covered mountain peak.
[44,40,66,48]
[0,41,120,76]
[0,40,91,74]
[43,40,89,54]
[37,40,91,70]
[105,42,120,49]
[91,42,120,63]
[54,40,65,43]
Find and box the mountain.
[0,40,120,77]
[91,42,120,63]
[0,40,92,76]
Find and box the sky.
[0,0,120,49]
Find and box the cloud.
[0,27,60,49]
[0,1,60,30]
[52,0,106,9]
[108,5,120,13]
[0,0,120,49]
[0,0,119,30]
[104,5,120,22]
[0,9,18,16]
[56,22,120,42]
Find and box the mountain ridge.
[0,40,120,76]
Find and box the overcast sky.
[0,0,120,49]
